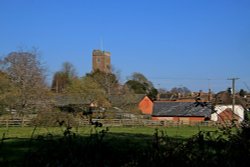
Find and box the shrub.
[33,110,77,127]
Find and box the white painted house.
[211,105,244,123]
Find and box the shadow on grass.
[1,127,250,167]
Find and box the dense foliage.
[125,72,158,100]
[1,123,250,167]
[51,62,77,93]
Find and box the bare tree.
[86,70,120,99]
[0,51,50,115]
[61,62,77,78]
[170,86,191,97]
[158,88,168,94]
[51,62,77,93]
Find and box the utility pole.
[228,78,239,114]
[56,78,59,93]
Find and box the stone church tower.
[92,49,111,73]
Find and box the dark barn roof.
[152,102,212,117]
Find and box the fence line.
[0,119,32,128]
[0,118,218,128]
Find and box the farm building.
[138,96,154,115]
[211,105,244,123]
[152,101,212,123]
[54,95,99,113]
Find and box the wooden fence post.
[22,118,24,127]
[6,119,9,128]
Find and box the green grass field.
[1,125,247,166]
[0,126,218,163]
[0,125,218,139]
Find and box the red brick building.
[151,101,212,123]
[138,96,154,115]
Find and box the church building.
[92,50,111,73]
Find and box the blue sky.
[1,0,250,92]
